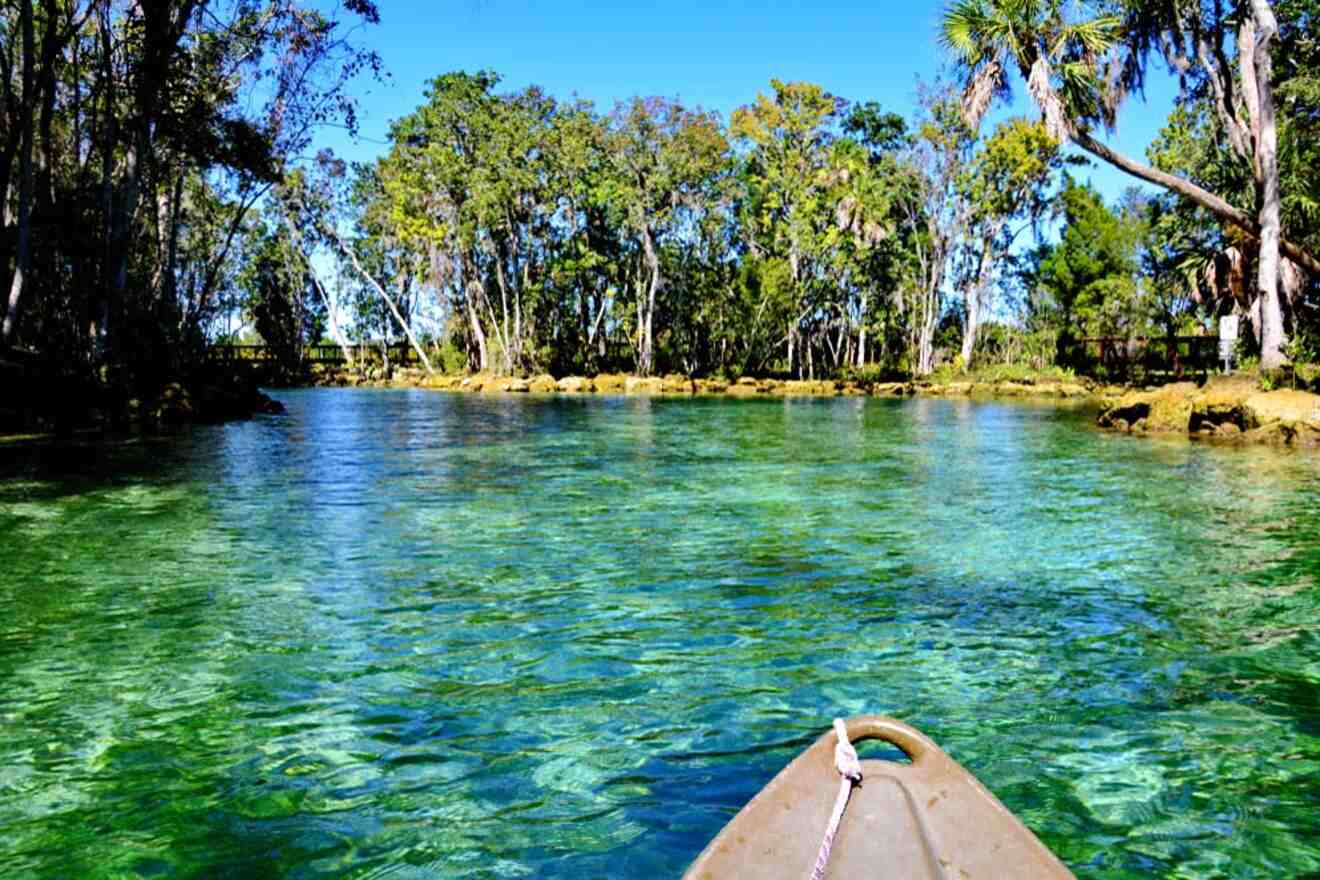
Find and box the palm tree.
[940,0,1307,366]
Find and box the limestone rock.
[254,392,286,414]
[557,376,593,393]
[660,374,695,394]
[1243,389,1320,429]
[1189,385,1248,433]
[528,374,558,393]
[593,373,628,393]
[421,374,462,390]
[625,376,663,395]
[777,380,838,396]
[460,373,493,392]
[153,383,194,423]
[1242,420,1320,447]
[1098,382,1198,432]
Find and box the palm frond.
[940,0,993,63]
[1066,15,1121,54]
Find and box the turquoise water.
[2,389,1319,878]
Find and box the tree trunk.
[94,1,114,351]
[329,225,435,375]
[492,244,516,374]
[640,225,660,376]
[1069,128,1320,278]
[856,292,868,368]
[2,0,35,345]
[960,235,994,368]
[918,266,942,376]
[465,280,488,372]
[34,0,60,212]
[1248,0,1286,367]
[152,174,173,298]
[310,271,353,367]
[283,212,352,367]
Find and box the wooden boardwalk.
[208,335,1218,376]
[208,344,421,366]
[1072,335,1220,377]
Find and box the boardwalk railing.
[209,343,420,366]
[1069,335,1219,377]
[210,336,1217,378]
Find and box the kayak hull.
[683,715,1074,879]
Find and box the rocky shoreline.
[311,366,1096,401]
[1097,375,1320,447]
[9,357,1318,450]
[311,365,1320,448]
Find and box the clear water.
[2,389,1319,879]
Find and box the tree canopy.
[5,0,1320,416]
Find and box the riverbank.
[0,352,285,443]
[309,364,1099,401]
[305,362,1320,448]
[1098,374,1320,447]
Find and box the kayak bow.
[684,715,1073,879]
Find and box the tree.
[604,97,728,375]
[820,121,902,370]
[1034,178,1145,339]
[895,85,975,375]
[240,226,324,380]
[954,117,1064,366]
[731,79,843,377]
[940,0,1316,366]
[0,0,382,394]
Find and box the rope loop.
[809,718,864,880]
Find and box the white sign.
[1219,315,1239,365]
[1219,315,1240,341]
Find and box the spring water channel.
[2,389,1319,878]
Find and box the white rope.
[809,718,864,880]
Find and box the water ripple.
[1,390,1319,878]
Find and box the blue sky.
[323,0,1182,202]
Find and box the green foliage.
[345,72,926,381]
[1032,178,1147,338]
[0,0,382,418]
[927,359,1076,385]
[239,230,325,381]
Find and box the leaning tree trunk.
[919,293,938,376]
[1068,128,1320,279]
[282,211,353,366]
[465,279,489,372]
[327,225,434,375]
[1018,46,1320,280]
